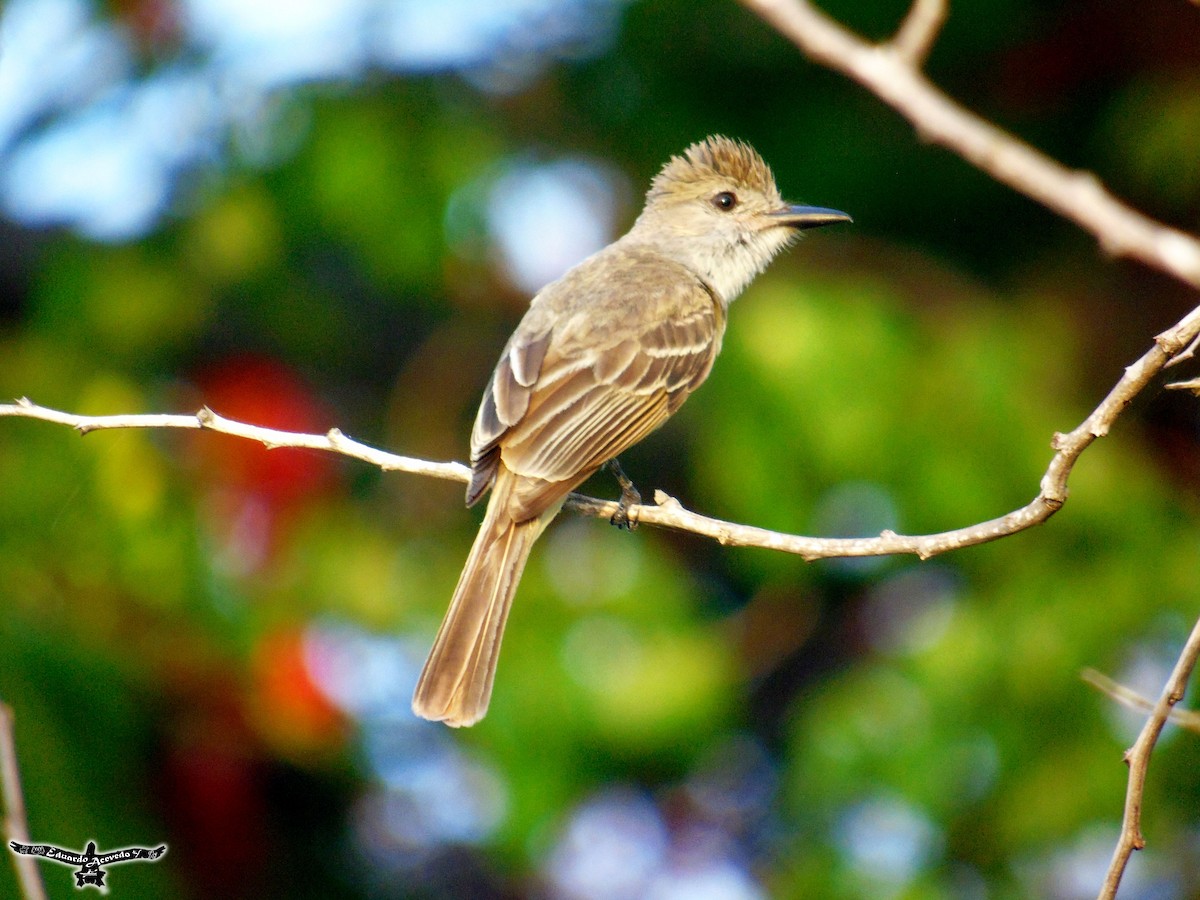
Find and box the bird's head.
[631,135,850,303]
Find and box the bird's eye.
[712,191,738,211]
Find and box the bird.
[413,135,851,726]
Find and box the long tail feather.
[412,476,541,727]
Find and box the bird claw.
[607,458,641,531]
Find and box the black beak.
[770,204,853,230]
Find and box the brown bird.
[413,135,850,726]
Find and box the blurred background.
[1,0,1199,897]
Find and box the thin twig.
[736,0,1200,291]
[0,703,48,900]
[3,300,1199,561]
[1165,376,1200,394]
[1097,616,1200,899]
[890,0,946,67]
[0,399,469,484]
[1082,668,1200,734]
[1163,327,1200,369]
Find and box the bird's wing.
[466,325,552,506]
[469,274,724,521]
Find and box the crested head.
[626,135,810,305]
[647,136,780,205]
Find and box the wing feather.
[466,258,725,518]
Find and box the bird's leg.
[607,458,641,531]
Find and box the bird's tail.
[412,471,544,727]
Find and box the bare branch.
[1082,668,1200,735]
[4,299,1199,562]
[1164,327,1200,369]
[889,0,946,67]
[1166,376,1200,394]
[736,0,1200,290]
[573,289,1184,556]
[0,703,48,900]
[0,398,469,485]
[1097,616,1200,899]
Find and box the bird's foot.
[607,458,641,531]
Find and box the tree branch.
[890,0,946,67]
[572,302,1198,559]
[0,704,48,900]
[3,297,1198,561]
[1082,668,1200,735]
[0,400,469,485]
[1097,615,1200,899]
[736,0,1200,290]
